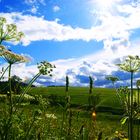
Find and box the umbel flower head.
[0,45,6,56]
[2,49,29,64]
[136,79,140,88]
[37,61,56,75]
[0,17,24,43]
[106,75,119,83]
[117,55,140,73]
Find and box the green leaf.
[120,116,128,125]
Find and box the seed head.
[37,61,55,75]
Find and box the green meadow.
[29,87,121,108]
[0,86,129,139]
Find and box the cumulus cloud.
[1,43,140,87]
[0,1,140,47]
[48,42,140,87]
[1,1,140,87]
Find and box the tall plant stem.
[8,63,13,115]
[0,65,9,80]
[0,39,3,45]
[129,71,133,140]
[89,76,93,107]
[22,73,40,96]
[137,87,139,140]
[13,73,40,111]
[3,63,12,140]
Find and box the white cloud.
[49,41,140,87]
[33,82,44,86]
[1,1,140,87]
[53,5,60,12]
[25,0,46,5]
[0,2,138,46]
[24,0,45,14]
[0,41,139,87]
[0,63,37,81]
[25,0,36,4]
[38,78,46,82]
[0,1,140,48]
[0,1,139,48]
[30,6,38,14]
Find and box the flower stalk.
[117,55,140,140]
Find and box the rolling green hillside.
[28,87,122,110]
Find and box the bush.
[48,94,65,106]
[0,95,7,102]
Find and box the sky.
[0,0,140,87]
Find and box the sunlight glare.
[94,0,119,10]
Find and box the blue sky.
[0,0,140,87]
[0,0,102,62]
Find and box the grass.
[28,87,127,137]
[0,87,131,139]
[28,87,122,109]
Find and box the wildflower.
[116,55,140,140]
[2,50,29,64]
[37,61,55,75]
[106,76,119,84]
[0,45,6,56]
[117,55,140,72]
[45,113,57,119]
[0,17,24,44]
[0,17,6,25]
[115,131,119,134]
[92,111,96,121]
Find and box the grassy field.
[28,87,122,110]
[0,87,131,139]
[27,87,128,139]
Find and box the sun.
[97,0,113,8]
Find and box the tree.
[11,75,22,94]
[117,55,140,140]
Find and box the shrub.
[0,94,7,102]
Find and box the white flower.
[45,113,57,119]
